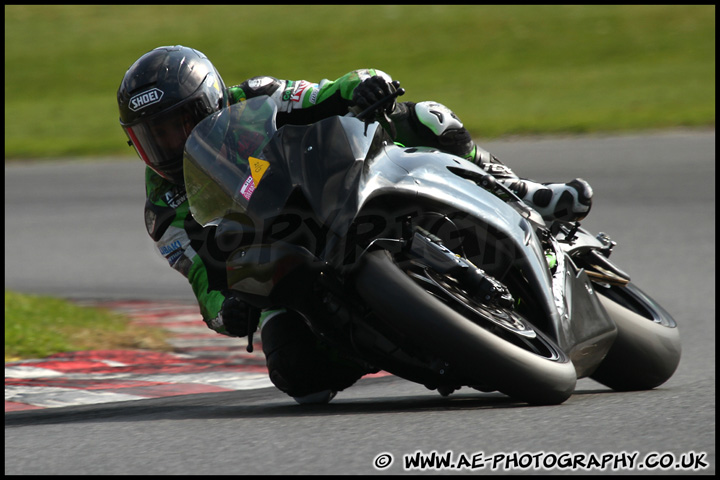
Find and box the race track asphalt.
[5,129,715,475]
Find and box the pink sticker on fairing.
[240,175,255,200]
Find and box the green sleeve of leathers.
[144,167,227,327]
[226,70,444,150]
[227,68,393,113]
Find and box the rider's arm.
[226,69,393,124]
[143,167,233,334]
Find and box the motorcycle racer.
[117,45,593,403]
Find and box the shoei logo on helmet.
[129,88,165,112]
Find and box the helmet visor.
[124,99,209,183]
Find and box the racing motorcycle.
[182,89,681,405]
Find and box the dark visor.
[124,99,208,183]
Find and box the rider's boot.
[259,308,367,405]
[501,177,593,222]
[467,146,593,222]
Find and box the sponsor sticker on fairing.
[240,175,256,200]
[249,156,270,187]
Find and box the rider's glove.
[211,291,257,337]
[352,75,398,114]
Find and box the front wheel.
[354,250,577,405]
[590,283,681,391]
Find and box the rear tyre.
[590,283,681,391]
[355,250,577,405]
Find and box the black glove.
[352,75,398,114]
[218,292,256,337]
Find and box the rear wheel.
[354,249,577,405]
[590,283,681,391]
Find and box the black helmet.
[118,45,226,184]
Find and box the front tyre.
[354,250,577,405]
[590,283,681,391]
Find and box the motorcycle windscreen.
[183,98,278,226]
[262,116,389,235]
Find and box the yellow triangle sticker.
[249,157,270,187]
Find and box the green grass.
[5,5,715,159]
[4,291,171,362]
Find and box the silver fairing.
[351,144,562,335]
[351,144,616,369]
